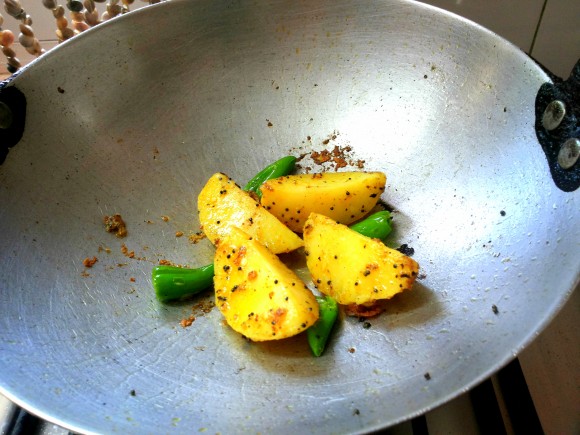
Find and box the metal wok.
[0,0,578,433]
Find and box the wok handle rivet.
[0,101,14,130]
[542,100,566,131]
[558,138,580,170]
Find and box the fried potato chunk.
[198,173,303,254]
[214,227,319,341]
[303,213,419,306]
[259,171,386,232]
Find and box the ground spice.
[180,315,195,328]
[83,256,98,268]
[121,244,135,258]
[188,232,206,244]
[103,214,127,238]
[295,136,365,171]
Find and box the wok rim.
[1,1,575,433]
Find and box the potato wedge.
[303,213,419,305]
[214,227,319,341]
[198,173,303,254]
[260,171,386,232]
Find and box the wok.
[0,0,578,433]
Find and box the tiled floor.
[0,1,578,434]
[418,0,579,78]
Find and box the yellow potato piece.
[198,173,303,254]
[259,171,386,232]
[303,213,419,306]
[214,227,319,341]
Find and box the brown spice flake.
[158,259,172,266]
[175,231,184,238]
[248,270,258,281]
[180,315,195,328]
[333,157,348,169]
[121,244,135,259]
[188,232,206,244]
[303,140,366,172]
[161,215,170,222]
[104,214,127,238]
[83,256,98,268]
[130,277,136,283]
[98,245,111,254]
[192,299,216,316]
[311,149,332,164]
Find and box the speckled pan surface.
[0,0,577,433]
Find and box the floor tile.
[531,0,580,79]
[414,0,545,51]
[519,288,580,435]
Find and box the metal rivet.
[542,100,566,131]
[558,138,580,170]
[0,101,14,130]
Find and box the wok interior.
[0,0,577,433]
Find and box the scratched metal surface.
[0,0,577,433]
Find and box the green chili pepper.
[153,156,297,302]
[349,210,392,240]
[152,264,214,302]
[307,295,339,357]
[243,155,297,199]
